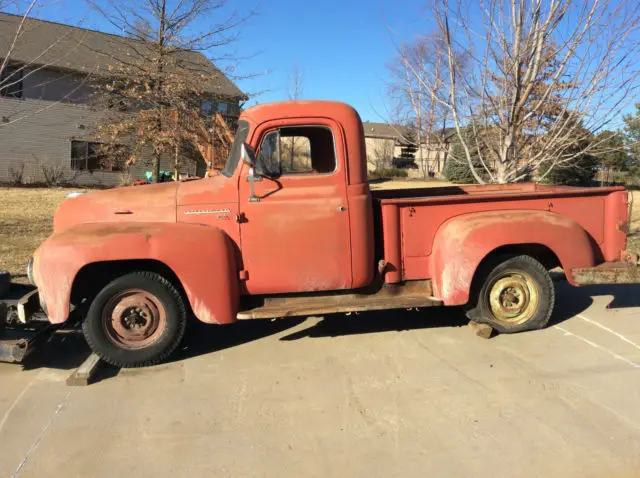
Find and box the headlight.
[27,256,36,285]
[65,191,87,199]
[27,256,35,285]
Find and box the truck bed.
[371,182,628,286]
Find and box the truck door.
[238,120,352,295]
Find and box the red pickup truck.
[29,101,640,367]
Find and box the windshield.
[221,120,250,177]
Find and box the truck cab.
[177,101,375,296]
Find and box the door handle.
[337,206,346,212]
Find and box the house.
[362,121,455,178]
[0,12,244,186]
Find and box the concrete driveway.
[1,280,639,478]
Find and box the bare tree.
[284,64,305,169]
[90,0,255,181]
[387,34,459,179]
[388,39,436,178]
[406,0,640,184]
[287,64,304,101]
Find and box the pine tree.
[444,126,489,183]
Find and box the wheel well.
[70,259,190,312]
[481,244,561,271]
[468,243,561,304]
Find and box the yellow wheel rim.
[487,271,540,326]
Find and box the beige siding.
[364,135,450,178]
[0,67,232,186]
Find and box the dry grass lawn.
[0,187,75,279]
[0,184,638,281]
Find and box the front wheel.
[467,255,555,334]
[82,272,187,367]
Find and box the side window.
[257,126,336,175]
[70,140,128,171]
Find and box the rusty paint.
[33,222,239,325]
[54,182,178,232]
[103,289,167,349]
[621,250,640,265]
[236,113,356,295]
[572,262,640,285]
[424,210,599,305]
[381,203,402,284]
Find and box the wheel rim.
[487,271,540,326]
[102,289,167,349]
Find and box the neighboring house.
[362,121,455,178]
[0,12,244,186]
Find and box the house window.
[0,66,23,98]
[217,102,229,114]
[71,141,126,171]
[201,100,213,115]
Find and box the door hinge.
[236,212,247,223]
[239,270,249,280]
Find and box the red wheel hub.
[102,289,167,349]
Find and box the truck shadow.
[21,329,90,371]
[280,281,640,341]
[17,280,640,375]
[549,280,640,327]
[168,316,306,363]
[279,307,470,341]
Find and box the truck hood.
[54,182,179,232]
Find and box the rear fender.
[430,210,599,305]
[33,222,239,324]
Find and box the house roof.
[0,12,244,99]
[362,122,410,140]
[362,121,457,144]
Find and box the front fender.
[430,210,599,305]
[33,222,239,324]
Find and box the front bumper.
[572,252,640,285]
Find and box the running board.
[237,280,442,320]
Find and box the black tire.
[467,255,554,334]
[82,272,187,368]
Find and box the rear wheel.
[82,272,187,367]
[467,255,554,334]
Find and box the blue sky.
[14,0,639,127]
[18,0,430,122]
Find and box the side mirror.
[241,143,256,167]
[242,140,281,179]
[255,152,281,179]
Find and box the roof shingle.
[0,12,244,99]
